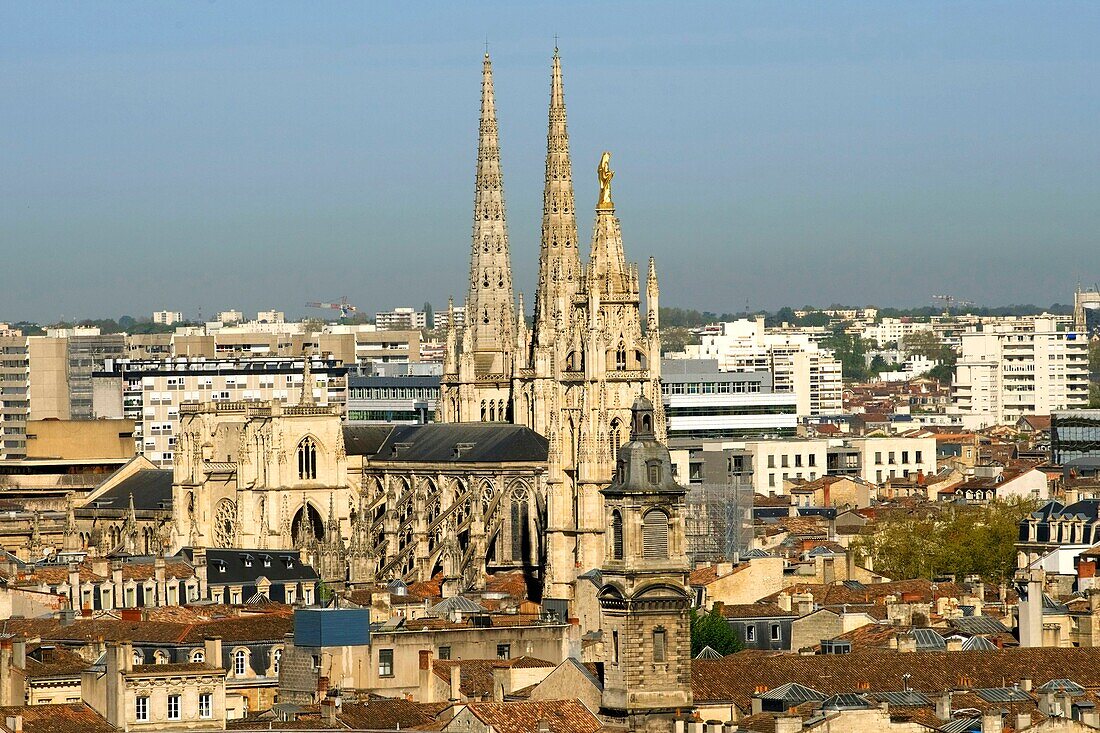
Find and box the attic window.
[241,554,254,568]
[393,442,414,457]
[285,558,294,570]
[453,442,476,458]
[261,555,272,568]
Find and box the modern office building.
[346,363,441,425]
[660,359,796,443]
[1052,410,1100,467]
[952,317,1089,428]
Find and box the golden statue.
[596,151,614,209]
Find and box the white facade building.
[375,307,428,331]
[676,318,842,417]
[951,317,1089,429]
[862,318,935,348]
[152,311,183,326]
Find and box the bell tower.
[598,397,693,730]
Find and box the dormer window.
[262,555,272,568]
[241,554,254,568]
[285,558,294,570]
[647,461,661,485]
[213,560,227,574]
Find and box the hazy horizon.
[3,2,1098,322]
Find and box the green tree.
[901,330,943,360]
[690,607,743,657]
[423,301,434,330]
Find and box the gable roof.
[0,704,115,733]
[341,425,395,457]
[87,469,173,512]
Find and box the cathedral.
[440,51,664,602]
[169,50,664,610]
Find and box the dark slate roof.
[948,616,1008,636]
[182,548,319,584]
[371,423,548,463]
[342,425,396,457]
[89,469,173,512]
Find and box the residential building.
[216,310,244,325]
[375,307,428,331]
[0,335,29,459]
[255,310,284,324]
[952,317,1089,428]
[92,356,348,466]
[151,311,183,326]
[1052,410,1100,467]
[861,318,935,348]
[661,359,796,443]
[434,305,466,331]
[675,317,843,417]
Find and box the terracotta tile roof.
[764,579,975,609]
[461,700,601,733]
[432,658,556,699]
[483,572,532,600]
[337,699,448,730]
[0,704,115,733]
[23,646,88,679]
[8,607,292,646]
[691,647,1100,709]
[688,563,746,587]
[407,573,444,600]
[130,662,221,675]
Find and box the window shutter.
[642,510,669,560]
[611,512,624,560]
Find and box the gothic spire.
[299,350,316,406]
[465,52,516,369]
[533,48,580,347]
[587,152,633,299]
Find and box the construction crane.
[305,296,359,319]
[932,294,975,317]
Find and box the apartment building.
[676,318,842,417]
[0,335,29,459]
[660,359,797,443]
[861,318,934,348]
[670,435,936,494]
[952,317,1089,429]
[434,306,466,331]
[92,357,348,466]
[152,310,183,325]
[375,307,428,331]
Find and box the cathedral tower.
[598,397,692,730]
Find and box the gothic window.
[615,343,627,370]
[488,401,496,422]
[273,648,282,675]
[214,499,237,548]
[642,509,670,560]
[610,419,622,462]
[611,510,624,560]
[481,401,488,422]
[653,627,667,662]
[297,437,317,480]
[510,497,528,563]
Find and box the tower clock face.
[214,499,237,547]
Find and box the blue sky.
[1,2,1098,322]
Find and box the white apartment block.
[92,357,348,467]
[679,318,843,417]
[216,309,244,324]
[256,310,285,324]
[375,307,428,331]
[862,318,935,348]
[152,310,183,325]
[670,436,936,495]
[434,306,466,331]
[951,317,1089,429]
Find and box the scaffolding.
[685,475,754,564]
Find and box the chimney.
[91,556,109,579]
[981,711,1003,733]
[777,592,792,613]
[1062,694,1075,720]
[936,693,952,721]
[492,666,508,702]
[688,722,704,733]
[1014,713,1031,731]
[418,650,435,703]
[537,719,550,733]
[1039,691,1057,717]
[0,639,11,707]
[897,634,917,653]
[154,557,167,606]
[945,637,963,652]
[320,698,337,722]
[4,716,22,733]
[203,637,222,669]
[193,547,208,599]
[775,714,803,733]
[111,561,124,608]
[67,562,81,610]
[449,664,462,702]
[11,638,25,669]
[1020,677,1032,692]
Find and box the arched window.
[611,511,624,561]
[481,401,487,422]
[615,342,627,370]
[133,649,144,666]
[488,401,496,422]
[191,649,205,664]
[154,650,169,665]
[273,648,282,675]
[642,509,670,560]
[610,419,622,462]
[297,438,317,480]
[234,649,247,676]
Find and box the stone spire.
[465,52,516,371]
[299,351,316,406]
[587,152,635,300]
[646,256,660,332]
[533,48,581,347]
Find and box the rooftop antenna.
[554,33,559,51]
[484,37,489,55]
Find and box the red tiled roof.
[462,700,602,733]
[0,704,115,733]
[432,658,556,699]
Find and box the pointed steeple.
[646,256,660,331]
[533,48,581,347]
[587,152,633,299]
[299,350,316,406]
[465,52,516,372]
